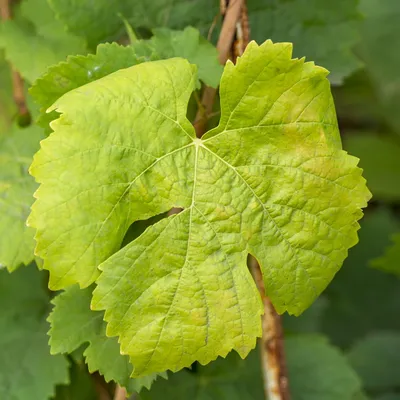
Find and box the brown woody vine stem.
[113,385,127,400]
[249,257,290,400]
[195,1,291,399]
[194,0,244,137]
[0,0,29,119]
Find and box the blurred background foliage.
[1,0,400,399]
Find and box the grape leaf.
[30,43,144,132]
[321,208,400,348]
[0,265,69,399]
[140,350,263,400]
[29,41,370,376]
[0,125,44,271]
[31,33,220,133]
[48,0,361,83]
[332,70,383,132]
[0,0,86,83]
[358,0,400,134]
[344,133,400,202]
[375,395,400,400]
[48,0,218,47]
[247,0,362,85]
[49,285,164,393]
[286,335,362,400]
[283,296,329,334]
[0,51,16,135]
[53,362,97,400]
[142,335,361,400]
[348,332,400,392]
[371,234,400,277]
[132,27,222,88]
[354,393,371,400]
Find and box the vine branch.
[195,1,291,398]
[113,385,127,400]
[194,0,244,137]
[250,257,290,400]
[0,0,29,119]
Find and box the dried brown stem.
[250,257,290,400]
[0,0,29,118]
[92,373,112,400]
[113,385,127,400]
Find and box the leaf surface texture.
[30,41,370,375]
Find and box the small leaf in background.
[283,296,329,334]
[132,27,223,88]
[332,69,383,131]
[0,0,86,83]
[344,133,400,202]
[30,43,144,131]
[0,265,69,399]
[348,332,400,393]
[321,208,400,348]
[0,125,44,271]
[371,233,400,276]
[247,0,362,84]
[0,51,16,135]
[375,395,400,400]
[286,335,362,400]
[358,0,400,135]
[47,0,363,85]
[30,28,220,133]
[53,362,97,400]
[48,0,218,47]
[140,350,263,400]
[49,285,164,393]
[143,334,361,400]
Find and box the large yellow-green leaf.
[29,41,370,376]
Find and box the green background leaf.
[372,233,400,277]
[247,0,362,84]
[344,133,400,202]
[0,265,69,399]
[348,332,400,392]
[0,125,43,271]
[321,208,400,348]
[358,0,400,135]
[286,335,361,400]
[0,0,86,83]
[49,285,164,393]
[142,335,361,400]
